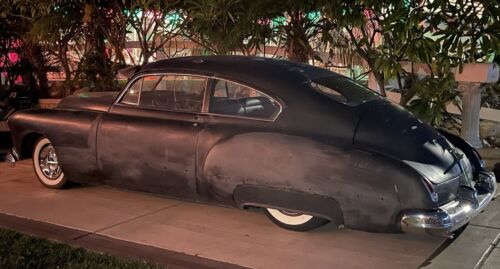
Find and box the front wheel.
[265,208,329,231]
[33,137,68,189]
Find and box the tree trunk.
[142,51,150,65]
[114,45,126,66]
[285,11,309,63]
[59,44,73,96]
[287,43,309,63]
[399,87,417,106]
[34,45,49,98]
[83,2,114,91]
[373,71,386,96]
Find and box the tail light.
[422,178,439,203]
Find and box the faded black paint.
[7,55,484,233]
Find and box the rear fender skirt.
[233,185,344,226]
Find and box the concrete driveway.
[0,160,444,269]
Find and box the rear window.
[311,76,380,105]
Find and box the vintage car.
[5,56,497,236]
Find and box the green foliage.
[77,52,119,92]
[1,0,499,105]
[483,80,500,109]
[320,0,435,96]
[183,0,274,55]
[0,228,163,269]
[127,0,185,64]
[407,73,459,127]
[183,0,329,62]
[426,0,500,71]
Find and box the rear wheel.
[265,208,329,231]
[33,137,68,189]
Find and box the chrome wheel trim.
[38,143,62,179]
[266,208,314,226]
[34,138,65,186]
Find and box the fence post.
[459,82,483,148]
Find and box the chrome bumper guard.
[400,171,497,238]
[5,148,19,167]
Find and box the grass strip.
[0,228,164,269]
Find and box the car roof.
[138,56,341,94]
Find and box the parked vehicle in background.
[0,84,35,121]
[5,56,497,237]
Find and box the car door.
[97,73,207,198]
[196,78,284,204]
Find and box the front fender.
[7,108,103,182]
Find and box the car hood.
[57,92,119,112]
[353,99,465,184]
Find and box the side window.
[121,74,206,112]
[310,81,347,103]
[171,75,206,112]
[120,78,142,105]
[310,76,380,105]
[139,75,166,108]
[209,79,281,120]
[140,75,206,112]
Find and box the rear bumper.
[400,171,497,238]
[4,148,19,167]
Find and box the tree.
[184,0,332,63]
[267,0,332,63]
[425,0,500,69]
[182,0,268,55]
[0,0,51,97]
[29,0,85,95]
[94,0,131,67]
[321,0,435,97]
[128,0,185,64]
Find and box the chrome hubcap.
[39,144,62,179]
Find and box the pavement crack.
[473,232,500,269]
[469,223,500,230]
[72,202,182,240]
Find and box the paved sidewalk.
[421,190,500,269]
[0,213,246,269]
[478,147,500,171]
[0,160,443,269]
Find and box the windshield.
[311,76,381,105]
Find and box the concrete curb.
[0,213,249,269]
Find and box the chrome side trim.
[400,171,497,238]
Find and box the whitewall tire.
[265,208,329,231]
[33,138,68,189]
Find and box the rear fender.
[439,129,485,175]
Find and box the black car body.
[6,56,497,236]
